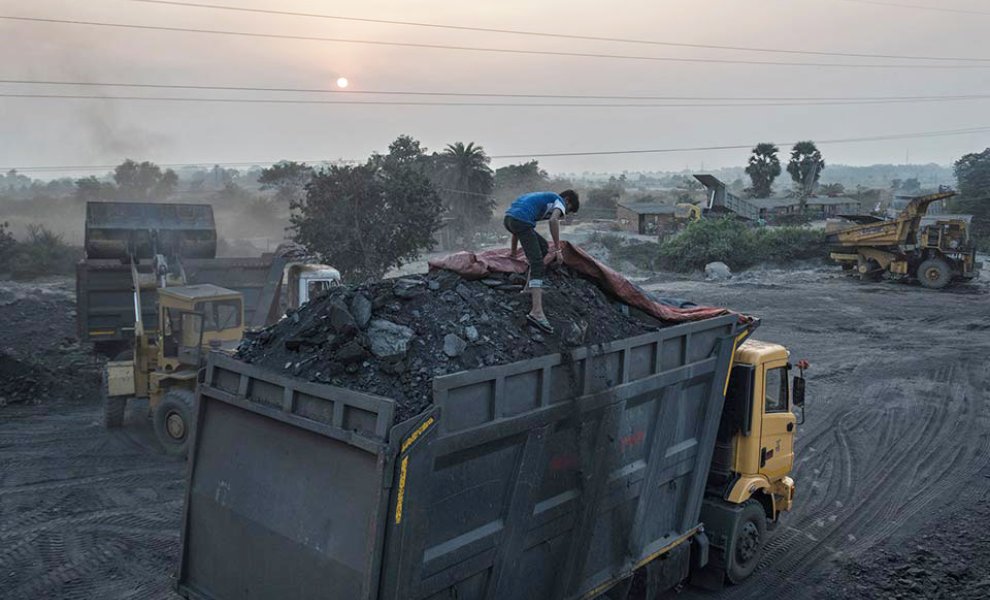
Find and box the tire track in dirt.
[0,401,186,599]
[741,356,990,598]
[679,276,990,600]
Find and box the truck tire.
[725,500,766,584]
[102,371,126,429]
[858,259,881,282]
[153,389,196,458]
[917,257,952,289]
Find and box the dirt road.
[660,267,990,600]
[1,268,988,599]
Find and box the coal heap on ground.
[0,281,99,407]
[237,268,664,423]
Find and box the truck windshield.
[196,300,241,331]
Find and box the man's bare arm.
[549,210,563,261]
[510,234,519,256]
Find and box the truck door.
[759,362,795,480]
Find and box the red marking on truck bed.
[621,430,645,448]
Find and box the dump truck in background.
[826,190,980,289]
[176,314,806,599]
[76,201,340,357]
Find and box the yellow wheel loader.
[103,282,244,456]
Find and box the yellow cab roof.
[735,338,789,365]
[158,283,241,302]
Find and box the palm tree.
[786,141,826,211]
[744,143,781,199]
[434,142,495,240]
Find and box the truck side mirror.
[792,376,806,407]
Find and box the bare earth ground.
[1,264,989,599]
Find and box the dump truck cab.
[917,215,979,283]
[695,338,805,587]
[284,263,341,311]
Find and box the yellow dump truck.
[175,314,806,598]
[826,190,980,289]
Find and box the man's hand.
[550,249,564,265]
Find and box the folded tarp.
[428,241,730,323]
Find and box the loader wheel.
[918,258,951,289]
[153,390,196,457]
[726,500,766,584]
[101,371,126,429]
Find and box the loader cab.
[713,339,805,518]
[158,284,244,373]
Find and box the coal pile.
[237,268,663,422]
[0,280,100,407]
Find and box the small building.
[616,203,678,234]
[747,196,860,220]
[806,196,861,217]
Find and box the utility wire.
[7,91,990,108]
[2,15,988,69]
[6,125,990,172]
[7,78,990,103]
[834,0,990,16]
[129,0,990,63]
[488,126,990,158]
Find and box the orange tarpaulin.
[428,241,730,323]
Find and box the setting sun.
[336,77,349,89]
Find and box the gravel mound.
[237,268,663,422]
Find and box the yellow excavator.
[826,190,980,289]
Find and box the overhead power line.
[834,0,990,16]
[6,91,990,108]
[129,0,990,63]
[5,125,990,172]
[7,78,990,103]
[488,126,990,158]
[2,15,988,69]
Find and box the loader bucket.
[85,202,217,260]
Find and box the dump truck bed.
[177,313,744,600]
[76,255,287,349]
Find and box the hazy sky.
[4,0,990,176]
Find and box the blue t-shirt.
[505,192,567,226]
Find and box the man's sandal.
[526,314,554,334]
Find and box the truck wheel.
[102,371,126,429]
[917,258,951,289]
[726,500,766,584]
[153,390,196,457]
[858,259,881,282]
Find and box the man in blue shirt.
[503,189,580,333]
